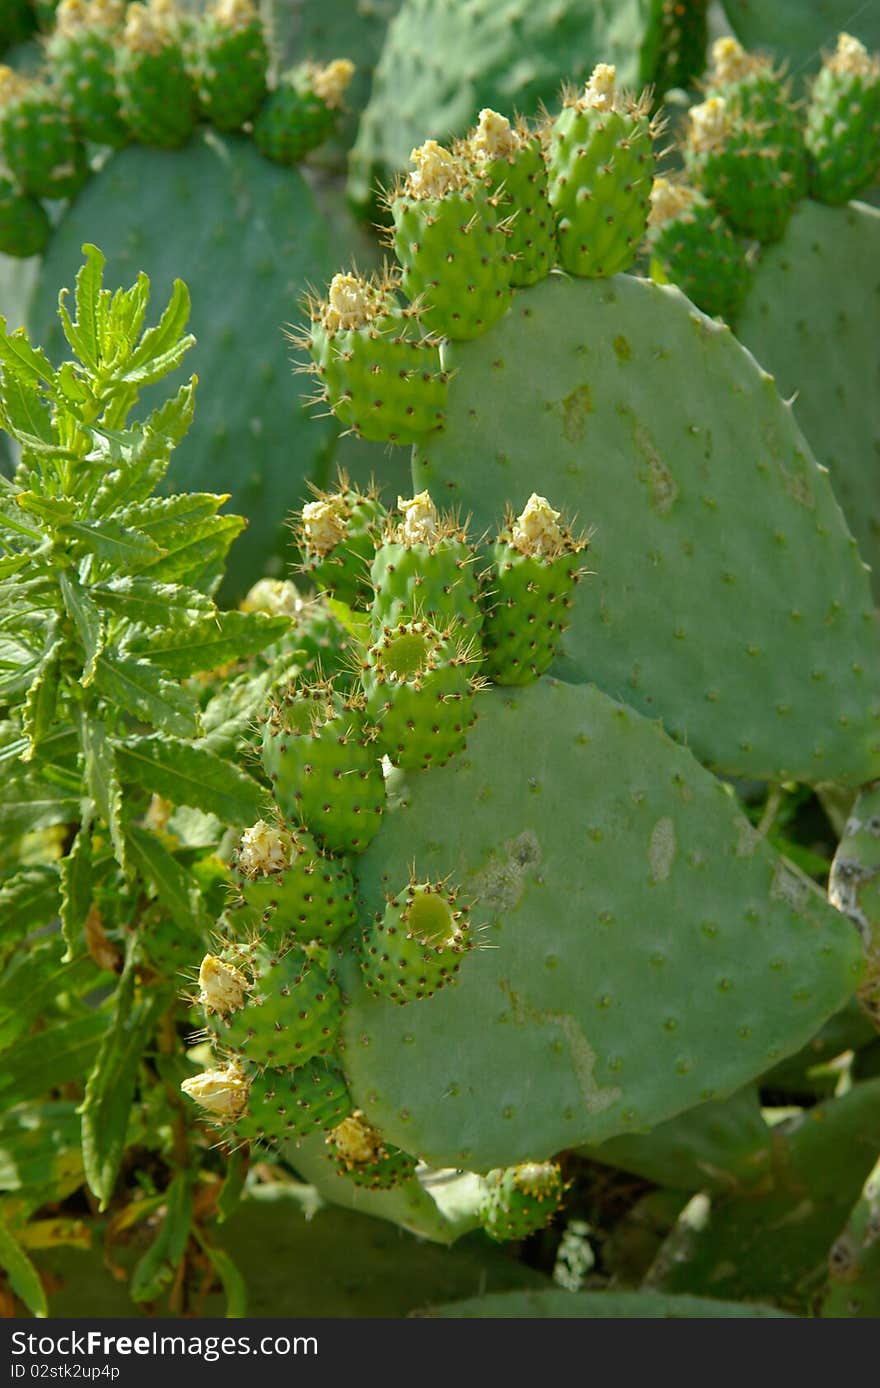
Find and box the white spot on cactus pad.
[511,494,564,557]
[199,954,249,1015]
[828,33,880,80]
[577,63,617,112]
[397,490,439,544]
[471,108,518,159]
[649,817,676,882]
[405,140,469,199]
[236,820,292,877]
[302,494,349,554]
[181,1063,249,1121]
[688,97,730,154]
[311,59,355,109]
[649,178,697,228]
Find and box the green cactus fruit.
[116,1,197,148]
[0,66,86,199]
[326,1110,418,1189]
[734,200,880,602]
[646,177,752,322]
[413,272,880,786]
[478,1161,565,1242]
[829,782,880,1030]
[360,876,473,1006]
[805,33,880,205]
[181,1057,352,1145]
[253,58,353,166]
[363,618,481,771]
[822,1158,880,1318]
[0,176,49,257]
[260,679,385,855]
[229,817,357,948]
[294,475,387,608]
[370,492,481,638]
[301,272,448,446]
[340,680,862,1171]
[389,139,513,341]
[460,109,555,288]
[685,39,806,244]
[46,0,128,147]
[546,64,656,279]
[481,494,587,688]
[348,0,663,217]
[192,0,268,132]
[654,0,709,93]
[200,943,343,1068]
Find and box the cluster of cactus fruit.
[647,32,880,320]
[0,0,355,258]
[182,480,583,1225]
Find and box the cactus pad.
[339,680,861,1171]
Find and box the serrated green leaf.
[0,636,43,701]
[0,370,55,447]
[0,866,61,955]
[57,361,90,405]
[81,963,167,1209]
[114,736,265,825]
[78,714,125,869]
[0,554,31,579]
[70,243,104,370]
[64,517,163,570]
[116,338,195,389]
[0,320,56,391]
[0,1211,48,1317]
[0,1012,105,1107]
[199,667,277,756]
[124,823,212,936]
[123,491,228,545]
[92,380,197,514]
[21,637,63,760]
[0,941,97,1052]
[16,493,75,526]
[143,514,245,586]
[93,650,200,738]
[60,817,94,961]
[93,576,214,629]
[129,611,290,679]
[124,278,191,377]
[59,572,104,686]
[0,1103,83,1206]
[105,274,149,359]
[0,778,78,835]
[129,1171,193,1303]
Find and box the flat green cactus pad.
[649,1078,880,1310]
[413,273,880,785]
[821,1158,880,1318]
[28,133,337,599]
[348,0,661,213]
[419,1289,793,1316]
[340,680,861,1172]
[720,1,880,80]
[736,200,880,600]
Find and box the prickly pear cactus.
[28,133,338,595]
[829,783,880,1030]
[822,1158,880,1318]
[647,177,751,322]
[805,34,880,205]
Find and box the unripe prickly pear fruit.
[301,271,448,446]
[478,1161,566,1242]
[805,33,880,205]
[294,476,386,607]
[201,941,343,1068]
[546,64,656,278]
[325,1111,418,1189]
[229,817,357,948]
[260,678,385,855]
[686,38,806,243]
[182,1058,352,1144]
[481,495,587,686]
[253,58,353,166]
[116,1,197,148]
[459,109,555,287]
[192,0,268,132]
[0,176,50,257]
[360,877,474,1005]
[389,139,513,340]
[47,0,127,147]
[370,491,482,638]
[647,177,751,322]
[363,618,482,771]
[0,66,87,199]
